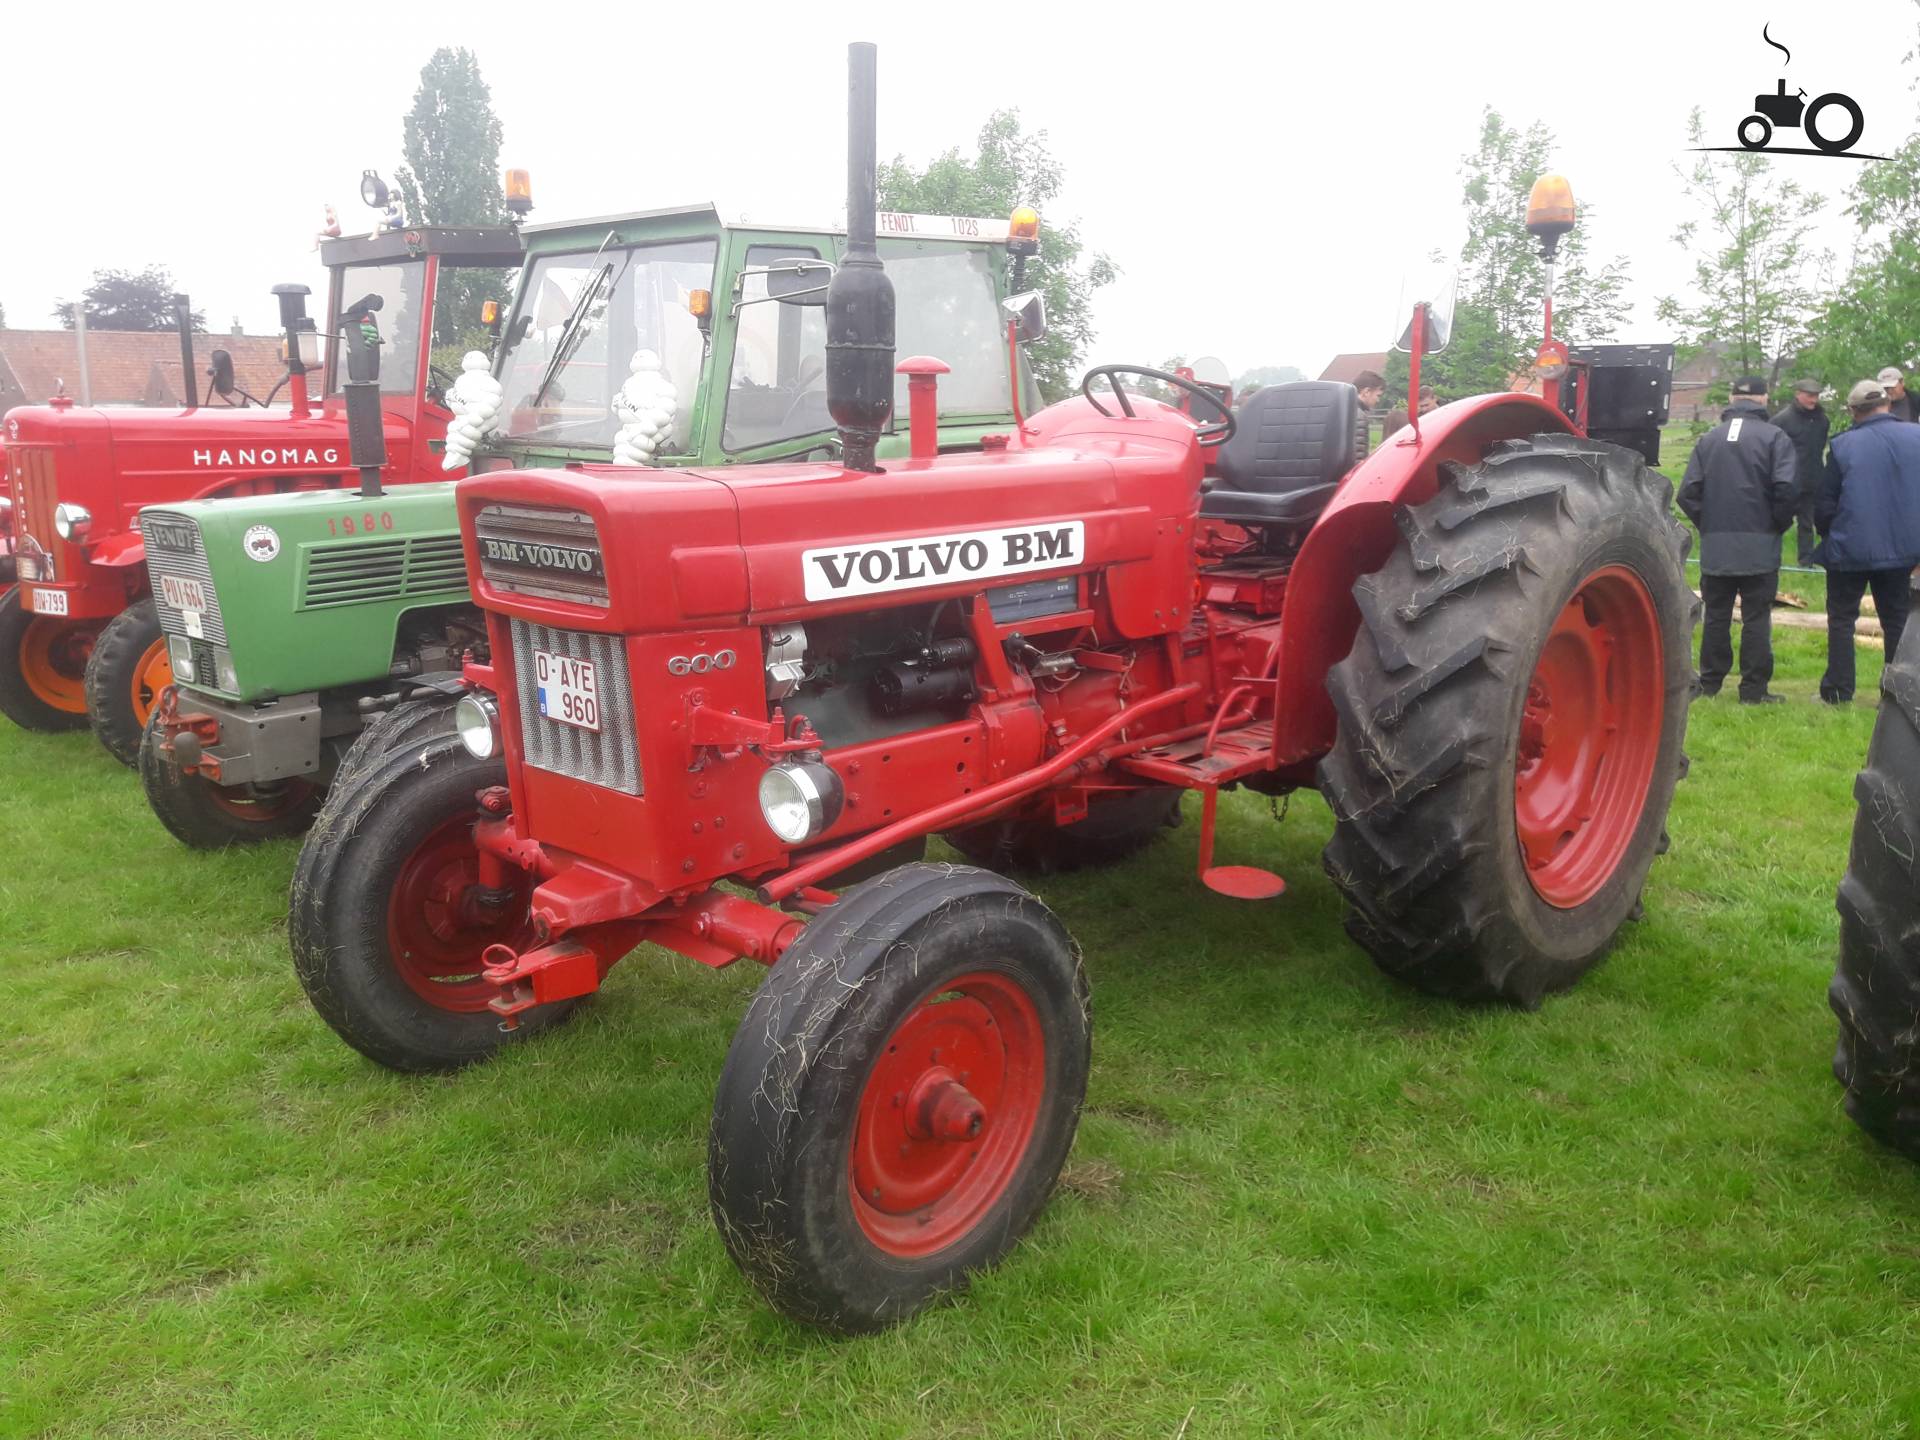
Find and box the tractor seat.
[1200,381,1359,529]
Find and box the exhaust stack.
[174,293,197,411]
[824,41,895,474]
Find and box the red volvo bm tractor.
[294,46,1696,1331]
[0,211,523,762]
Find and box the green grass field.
[2,623,1913,1437]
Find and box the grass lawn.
[2,629,1915,1437]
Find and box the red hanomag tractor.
[0,220,522,762]
[294,47,1696,1330]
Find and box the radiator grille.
[140,511,229,646]
[299,533,468,609]
[509,619,641,794]
[473,504,608,606]
[14,448,59,579]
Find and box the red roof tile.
[0,330,290,410]
[1317,351,1391,385]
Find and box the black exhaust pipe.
[174,293,198,411]
[824,41,895,474]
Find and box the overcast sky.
[3,0,1915,380]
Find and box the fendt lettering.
[480,538,603,576]
[802,521,1085,600]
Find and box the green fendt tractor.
[138,202,1045,846]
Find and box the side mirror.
[1393,299,1452,354]
[1002,290,1047,343]
[770,260,833,306]
[208,349,237,398]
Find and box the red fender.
[1270,392,1577,766]
[87,530,147,569]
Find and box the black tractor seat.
[1200,381,1359,529]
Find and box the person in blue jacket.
[1815,378,1920,703]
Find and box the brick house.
[0,329,289,414]
[1317,351,1391,386]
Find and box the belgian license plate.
[534,649,600,732]
[30,587,67,616]
[160,575,207,637]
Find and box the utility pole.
[70,302,93,407]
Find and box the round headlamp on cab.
[53,502,92,541]
[758,759,844,845]
[359,170,392,209]
[454,690,501,759]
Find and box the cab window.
[328,262,426,397]
[882,244,1010,417]
[723,245,829,452]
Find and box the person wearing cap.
[1813,379,1920,703]
[1771,379,1831,565]
[1679,375,1798,703]
[1877,366,1915,423]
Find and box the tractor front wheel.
[137,707,320,848]
[1829,626,1920,1159]
[84,599,171,766]
[709,862,1090,1331]
[290,734,577,1072]
[0,586,97,732]
[1319,435,1696,1006]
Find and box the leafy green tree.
[394,48,508,349]
[1236,364,1304,390]
[878,110,1115,401]
[1803,129,1920,399]
[1656,108,1826,392]
[54,267,204,332]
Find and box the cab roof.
[318,225,525,269]
[520,204,1015,246]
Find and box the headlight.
[167,636,196,685]
[214,648,239,693]
[454,691,500,759]
[758,759,844,845]
[53,502,92,541]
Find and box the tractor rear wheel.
[1319,435,1695,1006]
[1829,627,1920,1159]
[0,586,96,732]
[709,862,1089,1331]
[290,734,578,1072]
[944,786,1182,874]
[137,707,320,848]
[84,599,171,766]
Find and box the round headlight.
[757,760,843,845]
[454,691,499,759]
[53,502,92,541]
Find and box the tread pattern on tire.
[1318,434,1697,1006]
[1830,626,1920,1158]
[137,707,320,847]
[84,599,165,767]
[0,586,89,732]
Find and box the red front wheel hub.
[386,815,530,1012]
[850,971,1046,1258]
[1514,564,1665,908]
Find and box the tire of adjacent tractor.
[325,693,461,803]
[709,862,1091,1332]
[0,586,94,732]
[1828,626,1920,1159]
[944,786,1183,874]
[137,707,321,848]
[290,734,579,1072]
[84,599,171,766]
[1319,434,1696,1007]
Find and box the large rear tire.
[137,706,321,848]
[1829,627,1920,1158]
[84,599,171,766]
[1319,435,1696,1006]
[710,863,1090,1331]
[944,786,1182,874]
[0,587,95,732]
[290,735,578,1072]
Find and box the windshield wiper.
[528,232,618,411]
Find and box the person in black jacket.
[1771,379,1830,564]
[1877,367,1916,423]
[1814,379,1920,702]
[1679,376,1798,703]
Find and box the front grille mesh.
[509,619,641,795]
[140,511,229,646]
[300,534,467,609]
[15,449,58,579]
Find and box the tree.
[1236,364,1304,390]
[1388,110,1630,402]
[54,267,204,332]
[877,110,1115,401]
[1803,127,1920,398]
[394,48,508,349]
[1656,108,1826,393]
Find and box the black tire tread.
[137,706,321,848]
[0,586,89,732]
[84,599,165,767]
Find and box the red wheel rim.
[206,778,316,824]
[385,814,530,1012]
[850,970,1047,1258]
[1513,564,1665,908]
[19,616,98,714]
[129,636,173,727]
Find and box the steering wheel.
[1080,364,1236,447]
[427,362,462,408]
